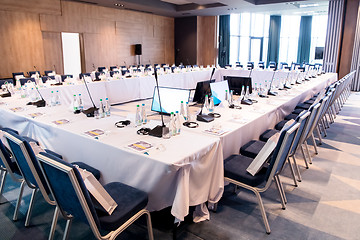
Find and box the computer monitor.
[210,80,230,105]
[224,76,252,95]
[192,79,215,103]
[151,87,190,114]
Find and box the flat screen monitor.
[151,87,190,114]
[224,76,252,95]
[210,80,230,105]
[192,79,215,103]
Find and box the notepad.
[84,129,105,137]
[28,112,43,118]
[10,107,23,112]
[52,119,70,125]
[203,127,229,136]
[128,141,152,152]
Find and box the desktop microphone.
[27,87,46,107]
[149,68,169,138]
[53,65,56,73]
[267,70,278,96]
[197,68,215,122]
[81,73,99,117]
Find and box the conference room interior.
[1,0,360,239]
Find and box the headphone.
[137,128,151,135]
[115,120,131,128]
[183,121,199,128]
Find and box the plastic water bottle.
[240,86,245,100]
[135,105,142,126]
[180,101,186,121]
[175,111,181,135]
[230,90,234,104]
[73,94,79,112]
[141,103,147,124]
[99,99,105,118]
[105,98,111,117]
[50,91,57,106]
[204,94,209,110]
[245,86,250,100]
[79,94,84,112]
[225,90,228,102]
[20,86,27,98]
[55,90,61,105]
[30,88,38,101]
[209,97,214,113]
[186,102,190,121]
[169,112,176,136]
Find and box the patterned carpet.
[1,92,360,240]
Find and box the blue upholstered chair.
[0,133,25,222]
[19,77,35,86]
[61,75,73,82]
[110,71,120,77]
[28,71,41,77]
[223,122,300,234]
[109,66,118,71]
[12,72,25,81]
[44,70,55,76]
[37,152,154,240]
[225,122,300,233]
[4,131,100,231]
[97,67,106,72]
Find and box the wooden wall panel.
[0,0,174,78]
[0,10,45,77]
[0,0,60,15]
[42,32,63,74]
[197,16,217,66]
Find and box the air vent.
[124,8,153,15]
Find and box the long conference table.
[37,68,303,109]
[0,70,337,223]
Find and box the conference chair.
[279,62,288,69]
[247,62,254,70]
[110,71,120,77]
[12,72,25,81]
[20,78,35,86]
[97,67,106,72]
[109,66,117,71]
[37,152,154,240]
[28,71,41,77]
[41,76,55,83]
[0,132,26,222]
[258,61,265,69]
[0,79,14,88]
[61,75,73,82]
[4,131,101,230]
[268,62,277,70]
[44,70,55,76]
[145,64,151,69]
[79,73,91,81]
[223,122,300,234]
[224,64,232,68]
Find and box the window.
[309,15,328,64]
[230,13,270,66]
[278,15,301,64]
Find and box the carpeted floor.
[1,92,359,240]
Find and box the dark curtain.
[297,16,312,64]
[267,15,281,66]
[218,15,230,67]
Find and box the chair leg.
[311,133,318,155]
[25,188,38,227]
[63,218,73,240]
[304,142,312,164]
[0,170,7,203]
[277,175,287,204]
[300,145,309,169]
[48,206,60,240]
[287,158,298,187]
[253,190,271,234]
[292,155,302,182]
[316,126,323,145]
[13,180,26,221]
[145,211,154,240]
[274,177,286,209]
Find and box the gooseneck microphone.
[267,70,278,96]
[81,73,98,117]
[197,68,215,122]
[149,68,169,137]
[27,87,46,107]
